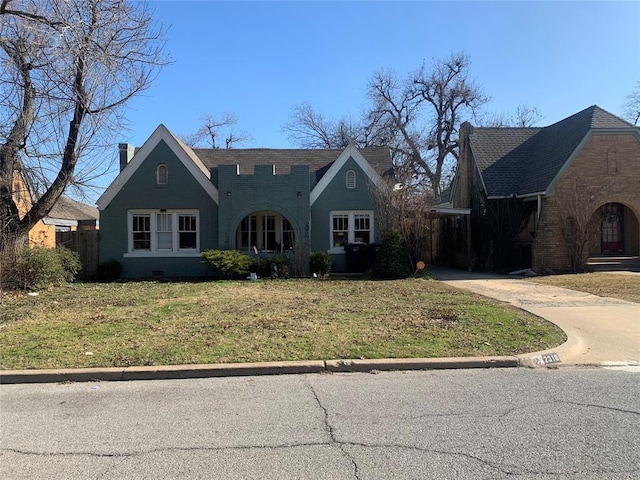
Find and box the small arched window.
[346,170,356,189]
[157,164,168,185]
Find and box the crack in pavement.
[307,381,361,480]
[4,442,638,479]
[4,389,638,479]
[555,399,640,416]
[338,442,640,477]
[2,448,129,459]
[303,381,524,477]
[404,406,521,421]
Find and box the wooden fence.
[56,230,99,280]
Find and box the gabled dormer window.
[157,164,168,185]
[346,169,356,189]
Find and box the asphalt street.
[1,367,638,479]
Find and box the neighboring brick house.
[97,124,393,278]
[445,105,639,272]
[32,196,99,247]
[12,172,98,248]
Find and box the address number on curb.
[531,353,561,367]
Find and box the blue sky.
[119,0,637,161]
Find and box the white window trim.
[328,210,374,254]
[125,209,200,258]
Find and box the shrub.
[95,259,123,282]
[249,256,269,277]
[372,231,412,279]
[201,249,253,279]
[310,251,331,276]
[18,246,82,289]
[246,254,291,279]
[268,254,290,279]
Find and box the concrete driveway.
[429,267,640,367]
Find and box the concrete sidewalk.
[430,267,640,367]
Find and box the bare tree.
[181,112,253,149]
[369,172,435,271]
[283,54,488,197]
[622,81,640,125]
[282,103,390,149]
[513,104,543,127]
[367,53,488,197]
[557,180,600,272]
[0,0,168,258]
[482,103,543,127]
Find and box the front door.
[601,203,624,254]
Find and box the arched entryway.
[589,202,639,257]
[235,211,295,253]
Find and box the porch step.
[586,256,640,272]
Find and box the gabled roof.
[97,124,393,210]
[469,105,638,198]
[97,124,219,210]
[193,146,393,182]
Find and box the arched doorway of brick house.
[234,211,295,254]
[587,202,640,270]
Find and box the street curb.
[325,356,519,372]
[0,356,519,385]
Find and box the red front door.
[601,203,624,254]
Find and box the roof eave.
[486,191,546,200]
[42,217,78,227]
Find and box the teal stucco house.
[97,125,393,278]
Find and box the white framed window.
[346,170,356,189]
[353,213,371,243]
[329,211,374,253]
[239,215,258,250]
[157,164,168,185]
[127,210,199,257]
[156,212,173,250]
[332,214,349,248]
[132,214,151,251]
[178,214,198,249]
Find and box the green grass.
[0,279,566,370]
[528,273,640,304]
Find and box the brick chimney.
[118,143,135,172]
[457,122,474,208]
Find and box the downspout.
[536,194,542,227]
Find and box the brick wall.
[216,163,310,252]
[532,133,640,271]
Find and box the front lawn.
[0,279,565,370]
